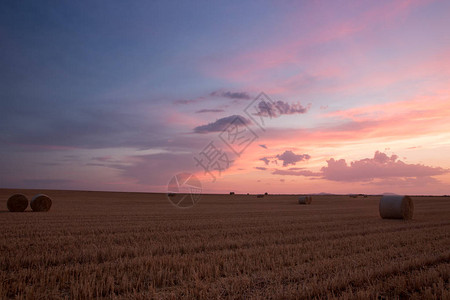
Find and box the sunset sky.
[1,0,449,195]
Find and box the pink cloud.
[321,151,447,182]
[265,151,447,188]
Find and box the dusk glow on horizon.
[1,1,449,195]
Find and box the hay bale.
[230,192,235,195]
[379,195,413,220]
[30,194,52,212]
[264,192,268,196]
[7,194,28,212]
[298,196,312,205]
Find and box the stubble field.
[0,189,449,299]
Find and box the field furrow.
[1,190,449,299]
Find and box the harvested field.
[0,189,449,299]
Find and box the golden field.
[0,189,449,299]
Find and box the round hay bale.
[7,194,28,212]
[298,196,312,205]
[30,194,52,212]
[379,195,413,220]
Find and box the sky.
[1,0,449,195]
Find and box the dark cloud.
[276,150,311,167]
[195,109,225,113]
[173,97,205,105]
[321,151,448,182]
[92,156,114,162]
[260,157,270,165]
[86,162,126,169]
[61,155,81,162]
[211,91,251,100]
[254,100,310,118]
[255,167,267,171]
[259,150,310,168]
[193,115,251,134]
[259,144,267,149]
[175,90,250,106]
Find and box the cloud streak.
[210,90,251,100]
[272,169,321,177]
[195,109,225,113]
[254,101,310,118]
[193,115,252,134]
